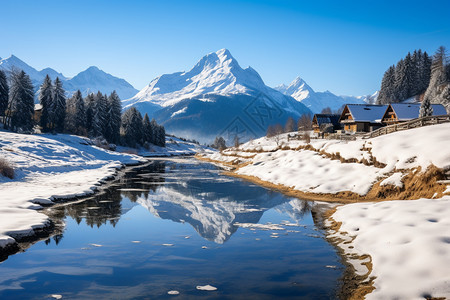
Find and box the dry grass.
[0,157,14,179]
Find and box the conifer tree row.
[377,49,432,104]
[0,69,166,148]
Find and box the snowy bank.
[327,198,450,300]
[199,123,450,299]
[0,131,145,251]
[118,136,214,157]
[201,123,450,200]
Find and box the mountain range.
[124,49,312,143]
[1,50,377,143]
[274,77,377,113]
[0,55,138,100]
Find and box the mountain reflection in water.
[48,159,312,244]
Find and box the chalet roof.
[389,103,447,120]
[34,104,42,111]
[313,114,341,126]
[344,104,388,123]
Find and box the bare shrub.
[0,158,14,179]
[302,132,311,144]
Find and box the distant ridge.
[0,55,138,99]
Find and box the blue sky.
[2,0,449,96]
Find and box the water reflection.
[0,158,342,300]
[49,159,312,244]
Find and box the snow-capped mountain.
[136,184,299,244]
[341,91,379,105]
[125,49,311,143]
[126,49,271,108]
[63,66,138,99]
[275,77,370,113]
[0,55,138,100]
[274,76,314,102]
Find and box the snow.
[0,55,138,99]
[345,104,388,122]
[329,198,450,300]
[237,149,379,195]
[196,285,217,291]
[276,76,367,113]
[122,49,308,118]
[167,290,179,295]
[202,123,450,299]
[0,131,144,249]
[389,103,447,121]
[117,136,214,157]
[380,172,404,188]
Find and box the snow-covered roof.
[34,103,42,111]
[313,114,341,126]
[346,104,388,122]
[389,103,447,120]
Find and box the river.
[0,158,344,299]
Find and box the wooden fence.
[362,114,450,139]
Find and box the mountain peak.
[216,48,232,59]
[128,48,268,107]
[85,66,101,72]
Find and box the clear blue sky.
[2,0,449,96]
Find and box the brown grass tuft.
[0,157,14,179]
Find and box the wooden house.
[381,103,447,125]
[33,104,42,124]
[339,104,388,133]
[312,114,341,136]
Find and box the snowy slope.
[276,77,369,113]
[0,131,144,249]
[0,55,138,99]
[124,49,311,143]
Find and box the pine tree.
[52,77,66,132]
[423,46,449,106]
[159,125,166,147]
[377,66,396,104]
[39,75,53,131]
[377,50,432,104]
[439,84,450,112]
[0,70,8,119]
[150,118,158,145]
[84,93,95,133]
[106,91,122,143]
[93,91,107,137]
[142,113,152,144]
[419,96,433,118]
[213,136,226,150]
[65,90,86,135]
[120,107,143,147]
[7,70,34,132]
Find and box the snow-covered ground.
[200,123,450,299]
[0,131,145,250]
[329,198,450,300]
[126,136,214,157]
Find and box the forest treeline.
[0,69,165,148]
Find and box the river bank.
[198,123,450,299]
[0,131,147,258]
